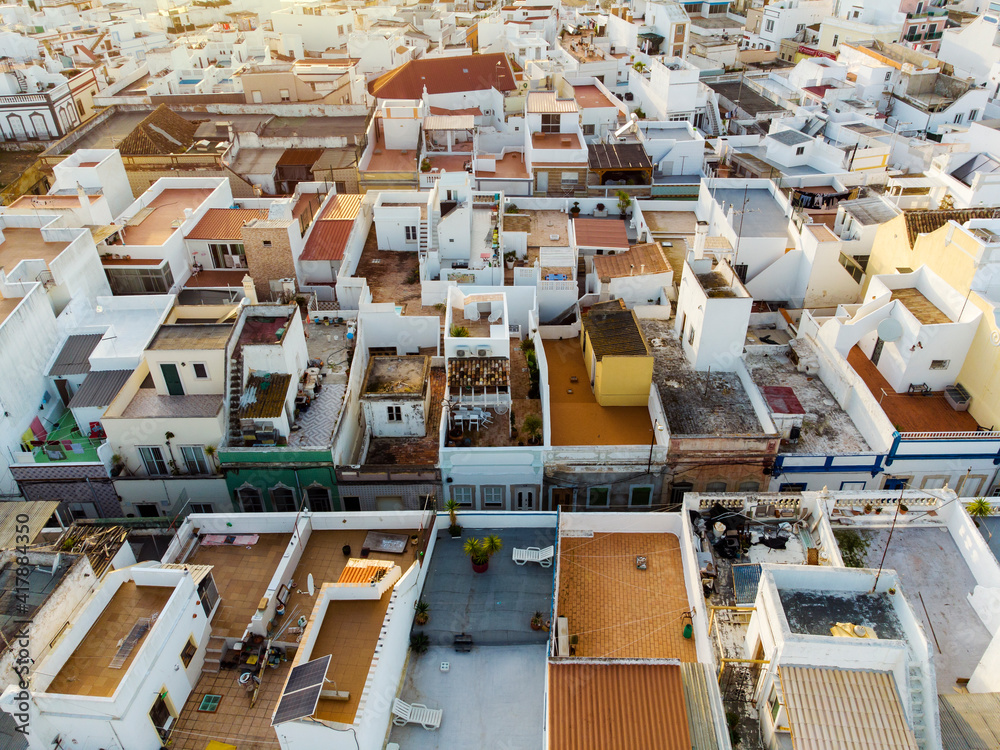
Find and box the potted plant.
[504,250,516,269]
[634,106,646,119]
[204,444,218,473]
[450,324,470,337]
[616,190,632,221]
[594,202,607,218]
[530,611,545,631]
[633,61,647,74]
[445,499,462,537]
[420,157,431,172]
[110,453,124,477]
[874,506,883,515]
[863,503,873,515]
[522,414,543,445]
[410,632,430,654]
[570,201,581,217]
[463,534,503,573]
[967,498,993,537]
[414,600,429,626]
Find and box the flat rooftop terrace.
[543,338,653,446]
[186,533,293,638]
[745,352,869,454]
[123,188,216,246]
[119,388,223,419]
[46,582,174,697]
[0,227,70,274]
[355,226,442,317]
[708,82,788,117]
[847,346,980,433]
[557,532,696,661]
[711,188,789,239]
[480,151,529,180]
[503,209,569,247]
[854,526,993,692]
[778,589,904,639]
[641,319,763,435]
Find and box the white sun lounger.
[392,699,443,730]
[512,546,554,567]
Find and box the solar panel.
[283,654,331,694]
[271,655,331,726]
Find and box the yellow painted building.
[580,300,654,407]
[866,209,1000,429]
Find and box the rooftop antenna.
[869,481,907,594]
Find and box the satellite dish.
[307,573,315,597]
[877,317,903,343]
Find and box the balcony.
[22,411,104,464]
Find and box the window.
[190,503,214,514]
[192,362,209,379]
[237,486,264,512]
[270,486,297,512]
[198,695,221,713]
[582,124,595,136]
[838,253,865,284]
[832,34,839,47]
[794,146,805,156]
[262,240,272,247]
[106,265,174,295]
[482,486,505,507]
[452,485,474,506]
[768,686,782,724]
[342,496,361,511]
[279,89,290,102]
[739,481,761,492]
[180,638,197,667]
[180,445,209,475]
[885,71,892,82]
[929,359,950,370]
[541,113,560,133]
[629,486,652,506]
[149,695,173,741]
[139,446,168,476]
[561,171,578,185]
[387,405,402,422]
[76,99,85,117]
[954,113,964,124]
[705,481,728,492]
[778,482,807,492]
[883,476,911,490]
[405,226,417,241]
[970,109,980,121]
[921,475,948,489]
[796,23,804,32]
[303,485,331,512]
[337,24,344,35]
[764,19,774,32]
[588,487,609,506]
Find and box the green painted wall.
[219,448,340,512]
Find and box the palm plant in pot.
[968,497,993,540]
[445,499,462,537]
[530,611,545,631]
[464,534,503,573]
[414,599,430,626]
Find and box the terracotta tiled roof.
[300,220,354,262]
[780,666,918,750]
[548,660,691,750]
[318,193,363,220]
[902,208,1000,247]
[573,217,630,249]
[117,104,201,156]
[186,208,269,240]
[368,52,517,99]
[429,105,483,116]
[592,242,671,281]
[582,300,650,359]
[446,356,510,388]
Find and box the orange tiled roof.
[573,217,630,249]
[186,208,269,240]
[301,220,354,262]
[548,660,691,750]
[593,242,671,281]
[368,52,517,99]
[902,208,999,247]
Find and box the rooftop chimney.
[242,274,258,305]
[694,220,708,260]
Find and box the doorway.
[135,503,160,518]
[160,363,184,395]
[551,487,573,510]
[513,486,537,511]
[342,496,361,512]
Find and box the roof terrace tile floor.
[557,532,697,661]
[543,338,652,446]
[186,533,293,638]
[47,582,174,697]
[847,346,980,433]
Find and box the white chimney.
[242,274,258,305]
[694,220,708,260]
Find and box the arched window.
[305,485,332,512]
[270,485,297,512]
[236,485,263,512]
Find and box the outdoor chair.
[392,699,443,730]
[512,546,554,567]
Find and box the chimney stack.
[242,274,258,305]
[694,220,708,260]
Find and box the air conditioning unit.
[455,346,471,357]
[477,346,492,357]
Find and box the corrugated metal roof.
[300,220,354,262]
[681,662,725,750]
[780,666,918,750]
[68,369,133,409]
[186,208,269,240]
[526,91,579,114]
[49,334,103,376]
[939,692,1000,749]
[549,659,691,749]
[0,500,59,550]
[573,217,630,249]
[588,142,653,171]
[319,193,362,221]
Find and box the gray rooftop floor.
[419,527,555,647]
[859,526,992,692]
[712,188,789,238]
[388,645,546,749]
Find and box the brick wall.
[242,225,296,299]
